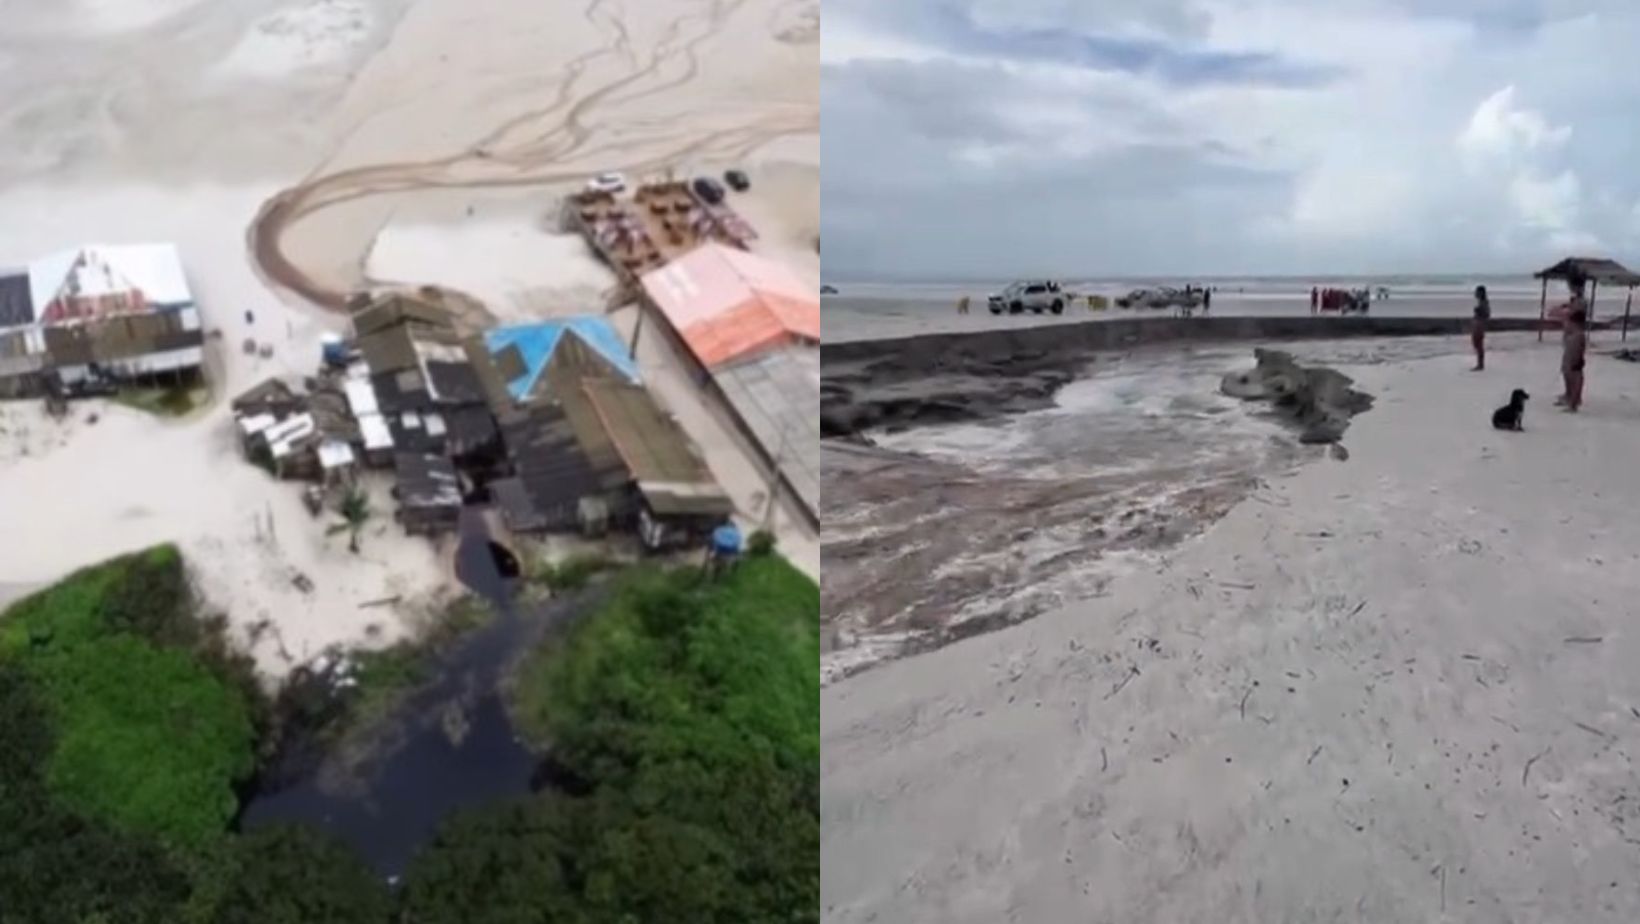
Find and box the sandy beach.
[822,333,1640,922]
[0,0,817,676]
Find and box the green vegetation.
[525,550,615,593]
[0,545,818,922]
[747,528,777,557]
[209,825,392,924]
[0,546,257,846]
[330,487,374,554]
[114,385,206,418]
[0,547,265,922]
[411,554,820,922]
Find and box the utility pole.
[629,305,645,361]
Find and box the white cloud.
[1458,85,1571,167]
[823,0,1640,277]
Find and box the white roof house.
[28,243,194,325]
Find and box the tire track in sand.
[249,0,815,310]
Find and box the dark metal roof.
[498,403,625,526]
[490,476,549,532]
[393,452,462,510]
[580,379,730,516]
[371,368,429,414]
[352,293,453,338]
[425,359,485,404]
[1533,257,1640,286]
[232,377,302,417]
[358,325,420,373]
[0,273,32,327]
[444,404,499,456]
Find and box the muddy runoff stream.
[240,508,589,879]
[822,344,1343,685]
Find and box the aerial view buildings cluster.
[0,175,818,566]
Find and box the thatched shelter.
[1532,256,1640,341]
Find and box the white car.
[585,172,627,194]
[987,281,1067,315]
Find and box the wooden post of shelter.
[1537,276,1548,342]
[1589,279,1600,343]
[1624,286,1635,342]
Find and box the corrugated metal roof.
[499,402,626,528]
[351,293,453,337]
[714,346,819,519]
[358,325,420,373]
[581,379,725,504]
[394,452,462,508]
[639,243,819,368]
[233,377,301,415]
[484,317,641,401]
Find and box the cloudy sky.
[822,0,1640,279]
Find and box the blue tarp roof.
[484,316,640,401]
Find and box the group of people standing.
[1309,286,1369,314]
[1470,280,1586,412]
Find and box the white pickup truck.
[987,281,1067,315]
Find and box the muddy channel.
[819,338,1452,684]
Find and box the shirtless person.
[1470,285,1490,371]
[1562,308,1587,412]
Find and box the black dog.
[1492,388,1529,431]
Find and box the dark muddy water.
[240,507,576,878]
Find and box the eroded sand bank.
[823,334,1640,922]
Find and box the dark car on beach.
[724,169,750,192]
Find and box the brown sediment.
[246,0,817,310]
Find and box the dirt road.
[249,0,817,309]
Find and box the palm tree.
[328,487,372,554]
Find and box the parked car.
[987,281,1066,315]
[692,176,726,205]
[585,172,627,194]
[724,169,751,192]
[1115,287,1199,310]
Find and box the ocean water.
[828,274,1546,302]
[820,275,1623,342]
